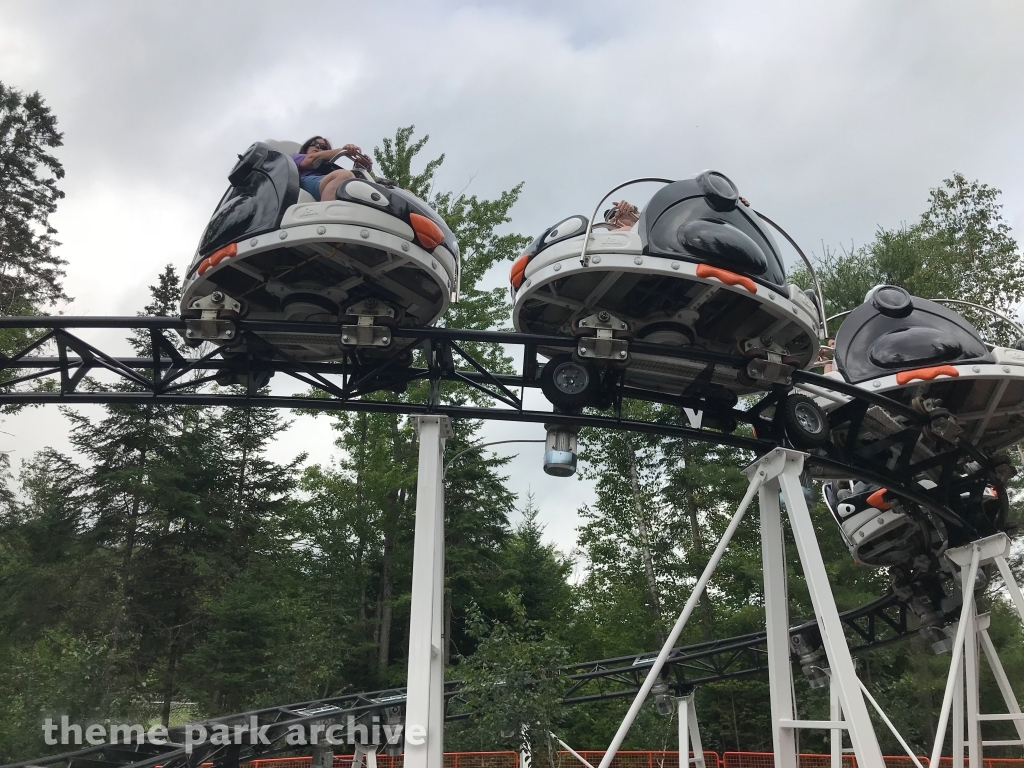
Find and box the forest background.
[1,82,1023,763]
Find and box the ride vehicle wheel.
[783,394,830,449]
[540,355,602,411]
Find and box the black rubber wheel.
[540,355,602,411]
[783,394,830,449]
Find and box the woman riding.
[292,136,372,202]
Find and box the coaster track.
[4,595,910,768]
[0,316,1000,527]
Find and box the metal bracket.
[946,532,1011,569]
[341,299,395,348]
[743,335,790,357]
[184,291,242,342]
[266,280,349,305]
[746,357,795,386]
[576,311,630,362]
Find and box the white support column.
[994,553,1024,626]
[676,693,706,768]
[678,695,691,768]
[936,534,1020,767]
[963,577,982,768]
[769,449,887,768]
[758,452,798,768]
[405,415,453,768]
[830,674,843,768]
[953,650,965,768]
[687,695,707,768]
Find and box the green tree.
[499,492,573,628]
[0,82,67,316]
[448,596,569,758]
[793,173,1024,344]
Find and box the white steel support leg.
[953,653,965,768]
[979,623,1024,744]
[405,416,452,768]
[994,554,1024,626]
[759,460,798,768]
[676,694,706,768]
[763,449,887,768]
[931,541,984,767]
[963,577,982,768]
[830,675,843,768]
[678,695,691,768]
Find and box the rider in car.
[292,136,373,202]
[600,199,641,231]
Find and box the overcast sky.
[3,1,1024,557]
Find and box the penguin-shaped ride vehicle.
[817,285,1024,455]
[511,172,822,416]
[180,140,459,362]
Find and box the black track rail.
[0,316,999,536]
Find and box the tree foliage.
[0,82,67,315]
[792,173,1024,344]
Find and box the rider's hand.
[610,200,639,228]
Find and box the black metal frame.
[0,316,998,532]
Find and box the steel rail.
[0,317,992,529]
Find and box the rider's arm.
[296,148,347,170]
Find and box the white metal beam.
[774,450,886,768]
[405,416,452,768]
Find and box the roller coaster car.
[822,480,933,567]
[180,141,460,362]
[826,286,1024,454]
[511,171,821,411]
[822,475,1010,649]
[823,477,1007,568]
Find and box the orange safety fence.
[554,750,720,768]
[722,754,1024,768]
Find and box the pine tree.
[499,491,573,628]
[0,82,67,316]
